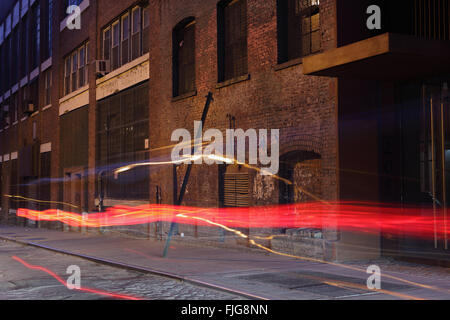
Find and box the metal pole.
[163,92,214,257]
[430,96,438,249]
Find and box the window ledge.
[274,57,303,71]
[60,84,89,104]
[42,104,52,111]
[172,90,197,102]
[216,74,250,89]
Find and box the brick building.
[0,0,448,263]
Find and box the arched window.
[173,17,196,97]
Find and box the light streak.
[16,202,450,240]
[15,202,450,297]
[11,256,142,300]
[5,194,80,209]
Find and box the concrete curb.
[0,234,268,300]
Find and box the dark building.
[0,0,448,263]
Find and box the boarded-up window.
[173,19,196,97]
[218,0,248,82]
[60,106,89,169]
[277,0,320,63]
[223,173,249,207]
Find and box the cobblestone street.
[0,240,244,300]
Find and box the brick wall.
[148,0,339,212]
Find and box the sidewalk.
[0,225,449,300]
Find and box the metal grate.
[96,82,149,200]
[224,173,249,207]
[413,0,450,40]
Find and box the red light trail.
[16,201,449,240]
[12,256,142,300]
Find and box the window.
[20,14,28,79]
[29,80,38,116]
[102,5,148,71]
[44,70,52,106]
[218,0,248,82]
[71,51,78,92]
[131,7,141,60]
[63,42,89,96]
[64,57,71,95]
[78,46,86,87]
[43,0,53,61]
[11,28,19,85]
[22,86,28,116]
[5,37,11,89]
[11,94,18,124]
[121,14,130,65]
[142,6,150,53]
[30,3,40,70]
[112,21,120,70]
[63,0,82,17]
[103,27,111,61]
[277,0,320,63]
[173,18,196,97]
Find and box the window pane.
[122,15,129,40]
[132,8,141,34]
[112,22,120,46]
[103,29,111,60]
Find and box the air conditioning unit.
[95,60,111,78]
[24,101,36,116]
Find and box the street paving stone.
[0,240,244,300]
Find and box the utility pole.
[162,92,214,257]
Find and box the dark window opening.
[173,18,196,97]
[218,0,248,82]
